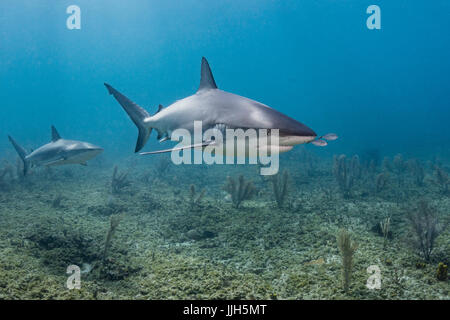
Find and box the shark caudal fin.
[104,83,152,152]
[7,135,30,175]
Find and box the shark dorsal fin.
[155,104,163,115]
[51,125,61,142]
[198,57,217,91]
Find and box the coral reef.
[408,159,425,187]
[270,170,289,208]
[155,157,172,178]
[336,229,358,293]
[407,200,447,262]
[189,184,206,210]
[111,165,131,195]
[0,160,14,191]
[433,166,449,195]
[393,154,408,186]
[436,262,448,281]
[380,216,391,249]
[375,172,389,193]
[333,154,361,198]
[223,175,256,209]
[0,147,448,300]
[51,194,66,208]
[102,214,122,262]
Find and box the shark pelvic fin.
[51,125,61,142]
[139,140,215,155]
[198,57,217,91]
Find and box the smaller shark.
[8,126,103,175]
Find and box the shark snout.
[82,143,104,159]
[89,145,104,156]
[278,123,317,146]
[296,124,316,138]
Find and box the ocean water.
[0,1,449,300]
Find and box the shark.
[104,57,337,156]
[8,126,103,175]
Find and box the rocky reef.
[0,149,448,299]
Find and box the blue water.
[1,0,450,160]
[1,1,450,301]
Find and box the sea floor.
[0,149,448,299]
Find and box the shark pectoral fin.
[139,140,215,155]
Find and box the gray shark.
[104,57,336,155]
[8,126,103,175]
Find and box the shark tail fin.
[104,83,152,152]
[7,135,30,176]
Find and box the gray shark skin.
[105,57,334,154]
[8,126,103,175]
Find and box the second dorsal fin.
[198,57,217,91]
[51,125,61,142]
[155,104,163,115]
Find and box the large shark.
[8,126,103,175]
[104,57,336,156]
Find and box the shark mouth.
[205,123,317,146]
[142,123,318,156]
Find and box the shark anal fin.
[198,57,217,91]
[51,125,61,142]
[140,140,215,155]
